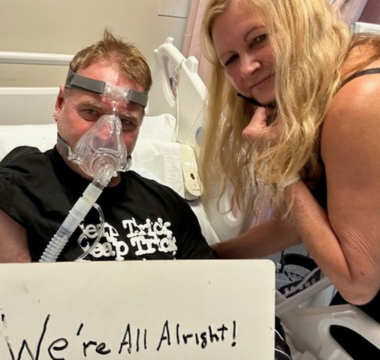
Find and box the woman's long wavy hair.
[200,0,353,215]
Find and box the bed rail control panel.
[180,143,203,201]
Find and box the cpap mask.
[58,68,149,181]
[65,113,130,180]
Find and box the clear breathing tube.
[39,111,128,263]
[74,203,105,262]
[39,165,115,262]
[276,274,333,316]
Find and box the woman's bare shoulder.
[324,62,380,133]
[321,63,380,178]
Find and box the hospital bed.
[0,37,254,245]
[0,37,379,360]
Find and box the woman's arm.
[0,209,31,263]
[287,73,380,305]
[213,106,300,259]
[212,214,300,259]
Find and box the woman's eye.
[251,34,267,46]
[224,54,238,67]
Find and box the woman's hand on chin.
[242,106,281,146]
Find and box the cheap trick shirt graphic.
[77,217,178,261]
[0,148,216,262]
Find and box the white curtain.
[333,0,368,24]
[182,0,210,82]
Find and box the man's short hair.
[69,29,152,93]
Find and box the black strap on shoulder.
[341,67,380,88]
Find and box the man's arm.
[0,209,31,262]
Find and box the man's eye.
[120,116,136,131]
[80,109,100,121]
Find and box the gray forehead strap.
[65,68,148,107]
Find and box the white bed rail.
[146,37,206,147]
[0,51,72,66]
[0,51,72,125]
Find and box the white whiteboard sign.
[0,259,275,360]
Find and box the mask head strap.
[57,133,73,159]
[65,68,148,108]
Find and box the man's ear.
[53,85,66,122]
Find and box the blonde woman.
[200,0,380,358]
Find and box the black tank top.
[341,67,380,87]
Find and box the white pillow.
[132,138,184,196]
[139,113,177,142]
[0,114,177,160]
[0,124,57,160]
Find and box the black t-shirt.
[0,146,216,262]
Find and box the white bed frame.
[0,37,379,360]
[146,37,206,146]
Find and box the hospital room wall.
[0,0,191,87]
[360,0,380,24]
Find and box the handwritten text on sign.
[2,314,237,359]
[0,260,275,360]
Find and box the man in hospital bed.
[0,30,216,263]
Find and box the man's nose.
[240,54,260,78]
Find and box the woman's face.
[211,0,275,105]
